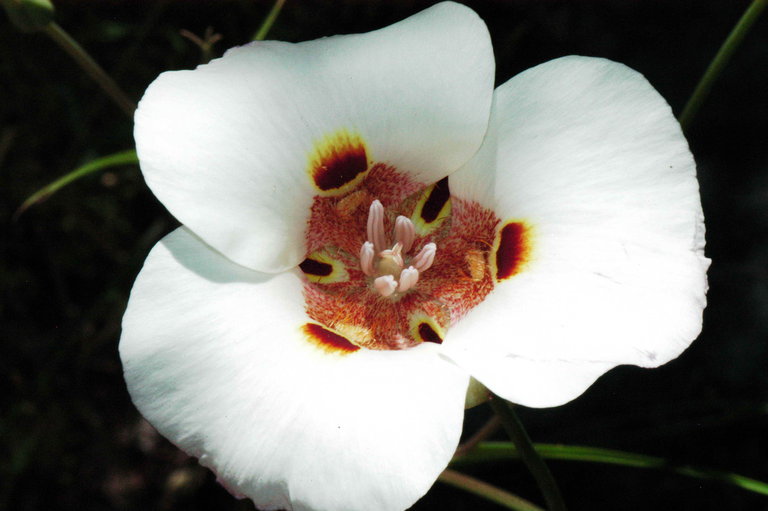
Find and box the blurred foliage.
[2,1,767,510]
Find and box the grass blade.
[453,442,768,497]
[15,149,138,219]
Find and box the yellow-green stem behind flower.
[490,395,567,511]
[252,0,287,41]
[679,0,767,131]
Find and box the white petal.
[446,56,709,407]
[134,2,494,273]
[120,228,468,511]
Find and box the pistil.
[377,243,404,276]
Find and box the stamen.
[360,241,375,276]
[366,200,387,253]
[412,243,437,272]
[397,266,419,293]
[374,275,397,297]
[394,216,415,253]
[360,200,437,298]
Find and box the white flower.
[120,2,709,510]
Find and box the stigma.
[360,200,436,297]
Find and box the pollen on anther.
[465,249,486,281]
[335,189,372,217]
[302,323,359,354]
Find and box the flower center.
[300,164,505,351]
[360,200,436,297]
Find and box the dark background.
[2,1,767,510]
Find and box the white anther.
[360,241,375,276]
[366,200,387,253]
[374,274,397,297]
[397,266,419,293]
[412,243,437,272]
[394,216,415,253]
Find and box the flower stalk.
[43,22,136,118]
[252,0,287,41]
[678,0,767,131]
[489,394,566,511]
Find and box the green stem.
[489,395,566,511]
[453,442,768,497]
[252,0,287,41]
[43,22,136,118]
[438,469,545,511]
[678,0,767,131]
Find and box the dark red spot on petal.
[299,258,333,277]
[420,177,450,223]
[303,323,359,354]
[418,322,443,344]
[495,222,529,281]
[311,134,368,191]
